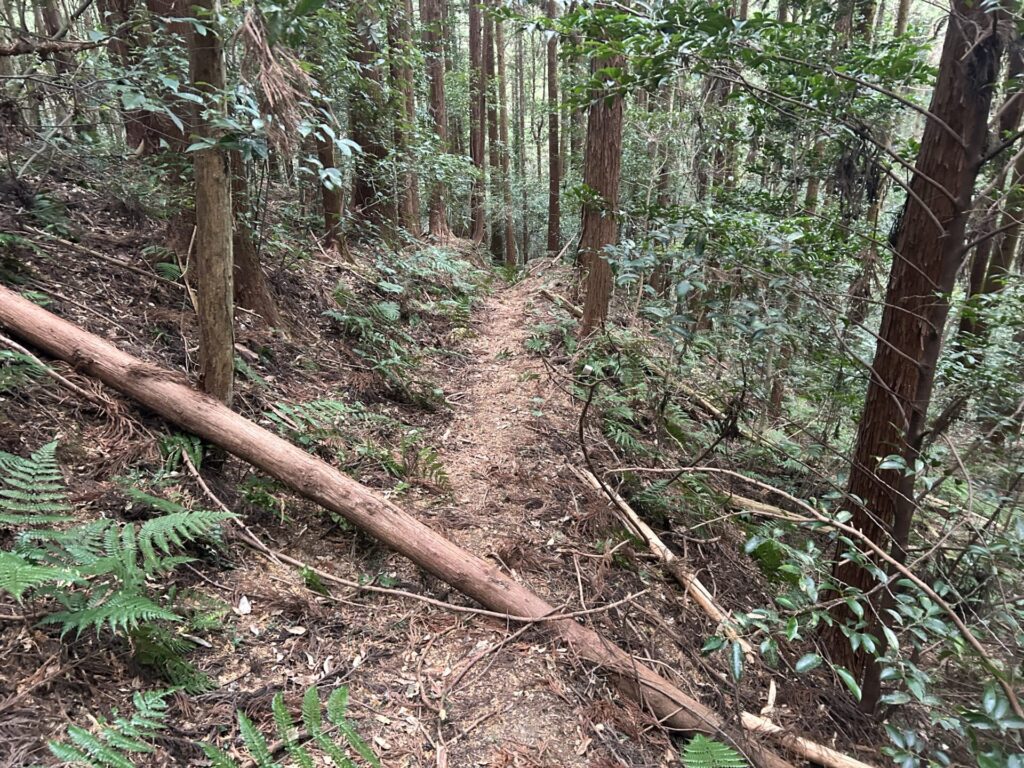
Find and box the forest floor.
[0,186,877,767]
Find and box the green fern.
[200,686,381,768]
[0,347,42,392]
[0,550,74,600]
[0,441,72,525]
[48,689,171,767]
[2,471,232,635]
[130,623,213,693]
[681,734,748,768]
[158,432,204,475]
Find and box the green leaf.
[834,666,861,701]
[795,653,822,674]
[729,641,744,682]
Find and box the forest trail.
[400,267,671,768]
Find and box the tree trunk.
[230,151,278,326]
[954,31,1024,347]
[349,1,396,238]
[96,0,189,155]
[421,0,452,240]
[579,53,625,335]
[894,0,910,36]
[546,0,561,254]
[316,131,345,250]
[0,283,795,768]
[189,0,233,405]
[468,0,487,244]
[822,0,1001,711]
[515,27,529,260]
[388,0,421,237]
[496,16,516,266]
[484,10,504,261]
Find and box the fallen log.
[741,714,877,768]
[571,466,755,659]
[0,284,795,768]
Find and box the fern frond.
[48,689,170,767]
[43,592,179,636]
[327,687,379,767]
[0,441,71,524]
[238,711,280,768]
[681,734,747,768]
[272,693,314,768]
[201,744,240,768]
[131,624,213,694]
[0,551,73,600]
[0,348,42,393]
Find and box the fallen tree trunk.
[0,284,793,768]
[571,466,755,659]
[741,714,877,768]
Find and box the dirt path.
[403,273,669,767]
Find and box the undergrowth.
[47,685,380,768]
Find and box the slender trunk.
[316,131,345,250]
[579,53,625,335]
[230,151,278,326]
[468,0,486,243]
[803,138,824,213]
[496,17,516,266]
[956,32,1024,346]
[823,0,1001,711]
[388,0,421,236]
[349,1,396,238]
[546,0,560,254]
[421,0,452,240]
[484,9,504,261]
[894,0,910,36]
[189,0,233,405]
[516,27,529,260]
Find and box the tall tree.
[496,15,516,266]
[388,0,422,236]
[421,0,452,240]
[822,0,1002,711]
[515,25,529,260]
[579,52,625,335]
[468,0,486,243]
[189,0,233,404]
[484,8,505,261]
[230,151,279,326]
[315,125,346,251]
[546,0,560,254]
[349,1,397,237]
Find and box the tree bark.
[316,131,345,251]
[496,16,516,266]
[189,0,233,405]
[349,1,397,238]
[0,283,795,768]
[515,27,529,260]
[579,53,625,335]
[388,0,421,237]
[230,151,278,326]
[484,9,505,261]
[822,0,1001,711]
[421,0,452,240]
[468,0,487,244]
[894,0,911,36]
[546,0,561,254]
